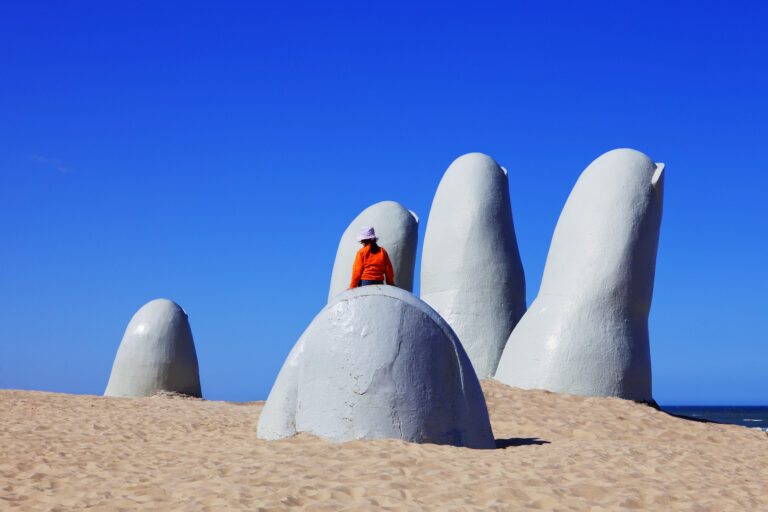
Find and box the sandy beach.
[2,380,767,511]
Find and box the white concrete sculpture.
[104,298,202,398]
[328,201,418,301]
[420,153,526,378]
[495,148,664,403]
[258,286,495,449]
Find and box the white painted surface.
[495,148,664,402]
[104,299,202,398]
[328,201,418,301]
[258,286,495,448]
[420,153,526,378]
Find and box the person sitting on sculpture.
[349,226,395,288]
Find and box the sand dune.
[2,380,767,511]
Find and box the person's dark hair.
[362,238,380,253]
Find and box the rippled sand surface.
[2,380,767,511]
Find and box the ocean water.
[661,406,768,430]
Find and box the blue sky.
[1,1,766,404]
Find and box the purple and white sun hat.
[356,226,377,242]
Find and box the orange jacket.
[349,244,394,288]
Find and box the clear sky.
[1,1,766,404]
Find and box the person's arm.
[384,250,394,286]
[349,249,364,289]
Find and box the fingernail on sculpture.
[257,286,495,449]
[328,201,419,301]
[495,148,664,403]
[420,153,526,378]
[104,298,202,398]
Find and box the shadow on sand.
[495,437,550,449]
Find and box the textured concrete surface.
[258,286,495,448]
[495,148,664,402]
[104,298,202,398]
[420,153,526,378]
[328,201,418,301]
